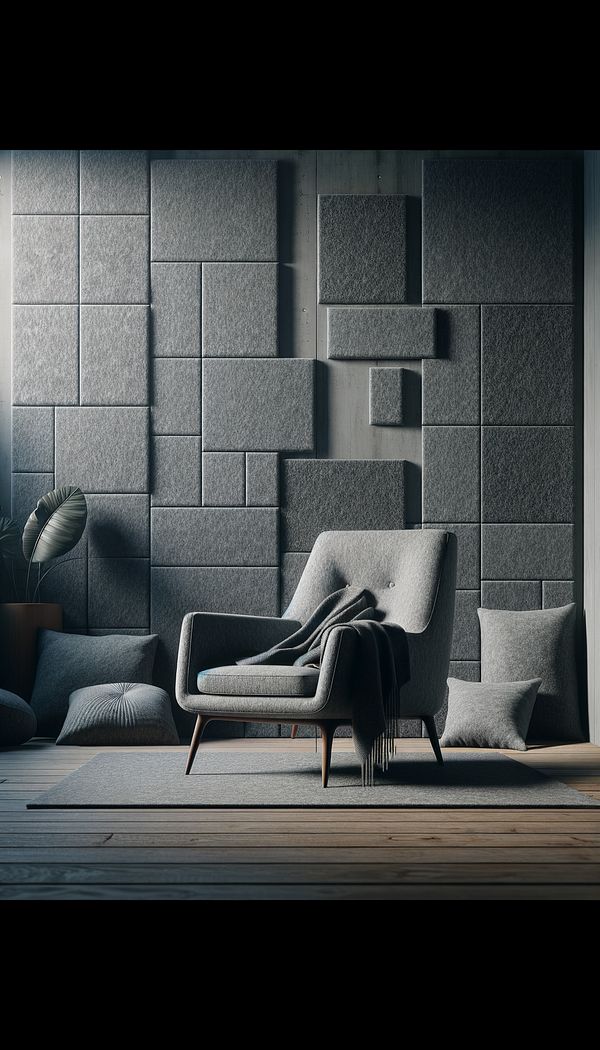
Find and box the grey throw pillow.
[31,630,158,737]
[479,604,582,742]
[440,677,542,751]
[0,688,37,745]
[56,683,179,746]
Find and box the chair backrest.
[284,529,452,633]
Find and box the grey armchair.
[176,529,457,786]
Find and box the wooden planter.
[0,603,63,701]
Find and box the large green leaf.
[22,486,87,564]
[0,516,21,559]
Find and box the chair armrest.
[175,612,300,707]
[312,624,360,719]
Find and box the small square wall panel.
[12,407,54,472]
[12,150,79,214]
[482,524,574,581]
[80,216,149,304]
[152,358,200,436]
[151,263,201,357]
[80,305,149,406]
[246,453,278,507]
[202,263,277,357]
[80,150,149,214]
[13,216,78,304]
[86,494,149,558]
[152,436,201,507]
[422,306,480,425]
[542,581,575,608]
[55,407,148,493]
[369,367,406,426]
[422,426,480,523]
[151,160,277,262]
[482,426,574,523]
[13,305,78,406]
[202,453,245,506]
[203,359,314,452]
[327,307,436,360]
[151,508,278,567]
[423,158,574,303]
[318,194,407,304]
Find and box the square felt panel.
[327,306,436,360]
[202,358,314,452]
[482,426,574,523]
[422,426,480,523]
[318,194,407,304]
[151,507,278,566]
[12,150,79,214]
[202,453,245,506]
[80,305,149,406]
[80,216,149,304]
[80,150,149,214]
[423,158,574,303]
[13,216,78,304]
[55,407,149,493]
[151,436,201,507]
[202,263,277,357]
[282,459,406,552]
[12,306,78,405]
[482,305,574,424]
[151,159,277,262]
[86,494,150,558]
[151,263,201,357]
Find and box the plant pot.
[0,603,63,701]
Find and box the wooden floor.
[1,738,600,900]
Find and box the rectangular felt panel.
[202,453,245,506]
[151,159,277,261]
[281,459,406,552]
[482,524,574,580]
[369,367,405,426]
[11,472,54,529]
[482,305,574,424]
[80,150,149,214]
[12,407,54,472]
[151,358,200,436]
[318,194,407,304]
[452,590,481,661]
[151,263,201,357]
[481,580,542,611]
[422,306,480,425]
[422,426,480,523]
[88,558,150,628]
[246,453,279,507]
[281,552,310,613]
[482,426,574,522]
[202,359,314,452]
[13,216,78,303]
[55,407,149,493]
[86,495,150,558]
[151,436,201,507]
[80,305,149,406]
[12,305,78,406]
[12,150,79,214]
[543,580,575,608]
[423,522,480,589]
[422,158,574,303]
[151,507,278,566]
[80,216,149,304]
[327,306,436,359]
[202,263,277,357]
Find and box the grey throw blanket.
[238,587,410,782]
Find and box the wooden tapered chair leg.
[423,716,443,765]
[318,722,337,788]
[290,724,299,739]
[185,715,206,775]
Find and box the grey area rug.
[28,750,600,808]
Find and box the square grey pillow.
[479,604,582,742]
[440,677,542,751]
[31,630,158,737]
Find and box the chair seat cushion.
[197,664,320,698]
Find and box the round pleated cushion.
[56,683,179,746]
[0,689,37,745]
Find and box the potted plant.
[0,486,87,699]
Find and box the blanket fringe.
[361,685,400,787]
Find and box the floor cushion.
[56,683,179,746]
[0,689,37,745]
